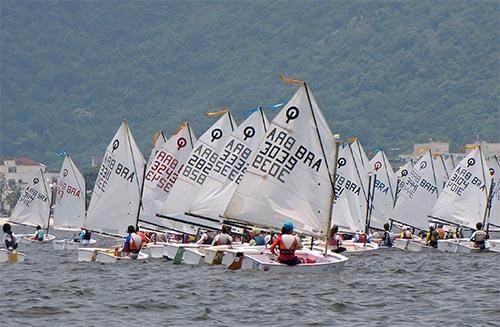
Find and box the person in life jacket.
[352,231,370,243]
[32,225,45,241]
[136,226,151,245]
[2,223,18,251]
[381,223,394,247]
[249,229,267,246]
[425,223,439,248]
[328,225,346,253]
[270,222,303,265]
[451,227,464,239]
[211,225,233,246]
[400,226,413,239]
[196,229,216,245]
[469,222,489,250]
[120,225,142,259]
[436,223,445,239]
[78,228,92,245]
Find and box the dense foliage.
[1,0,498,170]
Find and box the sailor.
[32,225,45,241]
[2,223,18,251]
[328,225,346,253]
[79,228,92,245]
[249,229,266,246]
[400,226,413,239]
[469,222,488,250]
[451,227,463,239]
[136,226,150,245]
[211,225,233,246]
[436,223,445,239]
[381,223,394,247]
[425,223,439,248]
[270,222,303,265]
[196,229,216,245]
[120,225,142,259]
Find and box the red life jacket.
[278,234,298,261]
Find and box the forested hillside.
[1,1,498,169]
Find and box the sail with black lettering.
[139,123,197,230]
[156,112,237,234]
[223,84,336,236]
[331,142,368,233]
[393,150,439,230]
[428,147,490,229]
[350,138,370,192]
[84,120,146,236]
[367,150,397,230]
[187,108,269,220]
[53,155,85,230]
[487,156,500,229]
[10,168,51,228]
[394,159,413,205]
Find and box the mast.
[479,145,490,227]
[325,140,340,254]
[135,162,148,229]
[429,149,439,199]
[41,169,52,234]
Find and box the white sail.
[350,138,371,192]
[156,112,237,234]
[331,142,368,233]
[10,168,51,228]
[393,151,439,230]
[223,85,336,236]
[368,150,397,230]
[395,159,413,205]
[53,155,86,230]
[429,147,490,229]
[187,109,269,220]
[84,121,146,236]
[487,156,500,228]
[433,154,449,192]
[139,123,197,230]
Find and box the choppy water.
[1,226,499,327]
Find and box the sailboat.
[138,123,197,258]
[487,156,500,253]
[392,150,441,251]
[52,155,97,250]
[221,80,348,272]
[367,150,397,235]
[429,146,492,253]
[394,159,413,205]
[78,120,149,262]
[9,168,56,242]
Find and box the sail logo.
[213,138,252,184]
[252,126,322,183]
[18,186,47,207]
[182,144,218,185]
[446,166,486,196]
[145,150,182,193]
[96,152,136,193]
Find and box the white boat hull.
[182,248,206,265]
[394,239,435,252]
[313,241,378,254]
[19,234,56,243]
[78,247,111,262]
[53,239,97,250]
[94,250,149,263]
[164,243,206,262]
[241,250,348,273]
[0,249,26,263]
[437,239,468,253]
[456,241,488,254]
[488,240,500,253]
[141,243,166,259]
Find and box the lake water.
[1,226,499,326]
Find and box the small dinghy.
[489,240,500,253]
[313,240,378,254]
[78,247,113,262]
[394,238,435,252]
[53,239,97,250]
[0,249,26,263]
[141,242,167,259]
[94,250,149,263]
[437,239,468,252]
[164,243,209,263]
[240,249,348,273]
[455,241,489,254]
[20,234,56,243]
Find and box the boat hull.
[78,247,111,262]
[141,243,166,259]
[94,251,149,263]
[394,239,435,252]
[488,240,500,253]
[53,239,97,250]
[182,248,206,265]
[0,249,26,263]
[19,234,56,243]
[437,239,468,252]
[241,250,348,273]
[455,241,488,254]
